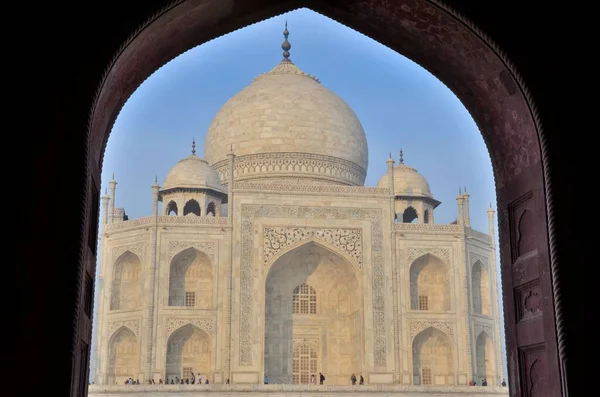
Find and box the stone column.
[456,190,465,225]
[101,189,110,225]
[225,150,235,378]
[463,189,471,228]
[387,155,402,382]
[109,174,117,223]
[145,178,160,381]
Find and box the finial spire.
[155,175,158,183]
[399,149,404,164]
[282,21,291,60]
[459,187,462,195]
[464,186,467,194]
[191,138,196,155]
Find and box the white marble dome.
[162,153,224,192]
[378,163,433,198]
[203,58,369,186]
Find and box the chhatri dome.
[161,139,224,193]
[377,149,433,198]
[204,23,369,186]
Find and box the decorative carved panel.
[165,317,214,338]
[112,243,144,261]
[518,343,546,397]
[107,320,140,339]
[406,247,450,265]
[293,337,319,351]
[509,192,536,262]
[473,323,494,341]
[469,252,489,268]
[409,321,455,340]
[167,241,216,261]
[240,205,385,367]
[263,227,362,268]
[515,280,543,322]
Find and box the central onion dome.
[204,24,368,186]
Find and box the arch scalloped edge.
[429,0,566,387]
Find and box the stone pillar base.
[231,371,260,384]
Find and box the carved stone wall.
[213,152,367,187]
[107,320,140,339]
[470,252,489,268]
[473,323,494,341]
[293,337,319,350]
[240,205,385,367]
[263,227,362,269]
[167,241,216,261]
[406,247,450,265]
[409,321,455,340]
[165,318,215,339]
[112,243,144,261]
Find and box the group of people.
[263,373,327,385]
[350,374,365,385]
[121,374,213,385]
[122,374,506,387]
[468,378,507,387]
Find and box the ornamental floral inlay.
[406,247,450,265]
[168,241,216,261]
[107,320,140,339]
[264,227,362,268]
[112,243,144,261]
[240,205,386,367]
[165,318,214,338]
[409,321,455,340]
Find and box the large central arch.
[70,0,567,395]
[263,241,363,385]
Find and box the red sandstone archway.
[78,1,566,396]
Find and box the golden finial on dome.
[192,138,196,155]
[282,21,291,60]
[399,149,404,164]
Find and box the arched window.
[166,201,178,216]
[206,201,216,217]
[292,283,317,314]
[403,206,418,223]
[183,199,201,216]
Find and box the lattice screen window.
[418,295,429,311]
[293,344,317,384]
[422,367,432,385]
[292,283,317,314]
[185,291,196,307]
[182,367,194,380]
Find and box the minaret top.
[282,21,291,60]
[387,152,394,166]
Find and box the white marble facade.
[93,31,503,390]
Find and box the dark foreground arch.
[21,1,580,396]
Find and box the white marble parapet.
[89,384,509,396]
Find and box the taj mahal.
[90,24,506,396]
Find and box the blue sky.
[94,8,505,380]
